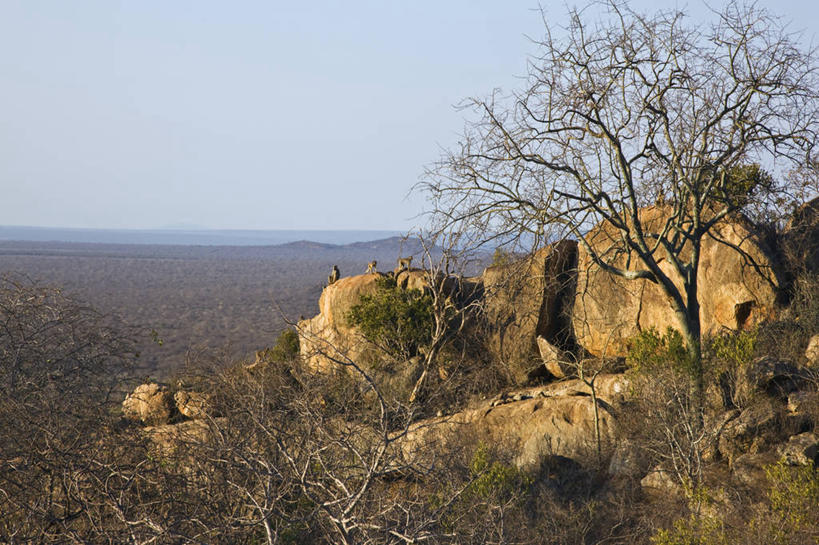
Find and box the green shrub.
[752,461,819,544]
[711,329,757,370]
[270,328,300,363]
[347,276,434,360]
[705,328,760,408]
[651,514,728,545]
[654,462,819,545]
[627,327,690,375]
[464,443,532,502]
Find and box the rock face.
[573,208,781,356]
[805,334,819,367]
[298,273,386,371]
[174,391,211,420]
[123,383,175,426]
[398,377,621,473]
[298,269,481,373]
[483,241,578,383]
[778,432,819,466]
[537,336,572,379]
[733,357,810,407]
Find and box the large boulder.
[398,388,616,473]
[483,240,578,383]
[122,383,175,426]
[298,271,479,373]
[641,466,683,497]
[298,273,386,371]
[143,419,215,458]
[536,336,572,379]
[731,450,780,488]
[394,268,429,291]
[573,207,781,356]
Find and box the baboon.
[397,256,412,271]
[328,265,340,285]
[366,260,377,274]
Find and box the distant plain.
[0,228,418,378]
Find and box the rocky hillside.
[107,202,819,543]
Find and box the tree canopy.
[422,0,819,378]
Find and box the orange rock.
[573,208,781,356]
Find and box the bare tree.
[180,339,503,544]
[422,0,819,404]
[0,276,139,542]
[627,363,715,496]
[407,229,485,404]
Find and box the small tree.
[422,0,819,409]
[406,229,485,404]
[626,328,713,492]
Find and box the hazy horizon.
[0,224,404,246]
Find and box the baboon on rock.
[396,256,412,271]
[328,265,340,285]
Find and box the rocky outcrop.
[298,269,481,374]
[573,208,781,356]
[298,273,386,371]
[295,204,810,384]
[122,383,176,426]
[397,374,626,473]
[733,357,812,407]
[718,400,780,464]
[483,241,577,383]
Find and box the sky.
[1,1,816,231]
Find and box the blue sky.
[1,1,816,231]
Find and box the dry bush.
[0,276,140,542]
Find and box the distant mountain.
[0,226,403,247]
[276,237,423,254]
[0,236,422,262]
[276,240,337,251]
[343,236,420,251]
